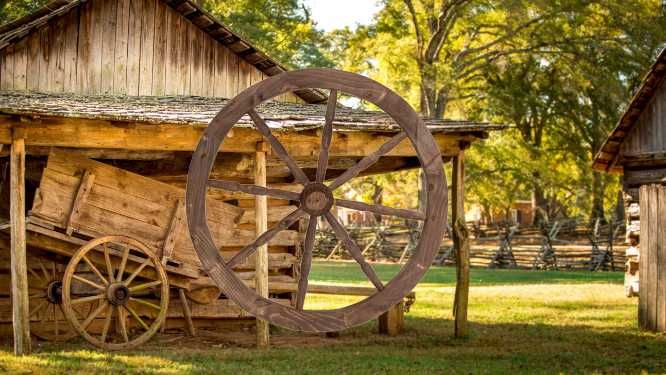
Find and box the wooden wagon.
[0,149,279,349]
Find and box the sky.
[302,0,381,31]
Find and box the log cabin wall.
[622,80,666,157]
[0,0,302,103]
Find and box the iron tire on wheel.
[186,69,447,333]
[61,235,169,350]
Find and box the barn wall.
[638,184,666,332]
[0,0,301,103]
[623,80,666,156]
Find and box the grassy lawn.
[1,261,664,374]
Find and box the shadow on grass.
[1,317,663,374]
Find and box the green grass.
[0,262,664,374]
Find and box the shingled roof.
[593,48,666,172]
[0,0,327,104]
[0,91,504,135]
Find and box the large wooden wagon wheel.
[27,257,87,341]
[61,236,169,350]
[186,69,447,332]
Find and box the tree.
[0,0,49,25]
[203,0,333,68]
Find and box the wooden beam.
[0,116,470,158]
[254,142,269,348]
[452,151,469,339]
[10,129,30,355]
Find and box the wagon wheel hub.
[107,283,131,306]
[300,183,334,217]
[46,280,63,304]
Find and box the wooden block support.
[452,151,470,339]
[10,133,31,355]
[255,144,270,348]
[378,301,405,336]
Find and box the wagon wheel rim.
[27,258,82,342]
[61,235,170,350]
[187,68,447,332]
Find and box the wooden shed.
[0,0,502,354]
[593,48,666,332]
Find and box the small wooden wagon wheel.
[27,257,85,341]
[186,69,447,332]
[61,236,169,350]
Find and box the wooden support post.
[378,301,405,336]
[255,142,270,348]
[452,151,469,339]
[10,128,31,355]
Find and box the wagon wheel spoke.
[329,132,407,190]
[30,300,48,318]
[100,304,113,343]
[29,292,47,299]
[227,208,306,268]
[82,255,109,286]
[27,267,45,285]
[123,258,151,286]
[37,258,51,282]
[325,212,384,290]
[316,89,337,183]
[129,297,161,311]
[208,179,300,201]
[125,305,150,331]
[71,293,105,305]
[116,244,130,283]
[128,280,162,293]
[296,218,317,310]
[335,199,424,221]
[51,261,57,281]
[72,274,105,291]
[82,300,108,330]
[53,304,60,338]
[117,306,129,343]
[103,243,114,283]
[248,109,309,185]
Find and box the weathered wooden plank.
[226,49,239,96]
[658,185,666,332]
[76,0,94,93]
[452,152,469,338]
[212,39,226,97]
[0,50,11,90]
[38,26,51,91]
[0,117,463,157]
[164,5,180,95]
[113,0,130,94]
[138,0,156,95]
[161,199,185,261]
[100,0,117,94]
[648,185,659,330]
[65,169,95,235]
[63,7,79,92]
[203,35,216,97]
[177,18,191,95]
[127,0,144,95]
[26,32,40,90]
[255,148,270,348]
[49,16,67,92]
[10,133,31,355]
[12,38,27,91]
[151,0,168,95]
[189,26,204,96]
[89,0,104,93]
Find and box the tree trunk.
[531,171,548,226]
[590,171,605,222]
